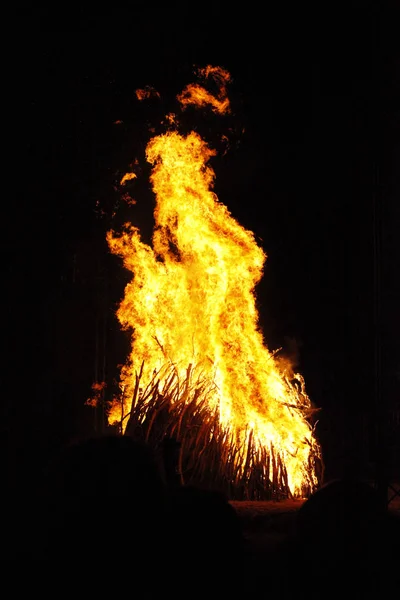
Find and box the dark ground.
[232,492,400,594]
[232,492,400,546]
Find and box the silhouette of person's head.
[293,478,391,592]
[36,434,167,585]
[296,478,383,548]
[166,485,245,595]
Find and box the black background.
[3,4,399,485]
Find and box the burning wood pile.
[89,66,322,501]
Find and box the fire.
[106,66,321,497]
[177,65,231,114]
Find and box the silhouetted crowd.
[3,434,399,597]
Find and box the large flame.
[106,67,321,496]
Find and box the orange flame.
[177,65,231,114]
[107,66,321,495]
[136,86,160,101]
[120,172,137,185]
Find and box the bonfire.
[91,66,322,500]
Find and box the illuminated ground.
[231,499,306,555]
[231,493,400,556]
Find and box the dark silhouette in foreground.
[292,478,400,593]
[6,434,245,596]
[9,435,168,592]
[166,484,245,596]
[6,433,398,597]
[240,478,400,598]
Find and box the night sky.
[4,6,399,483]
